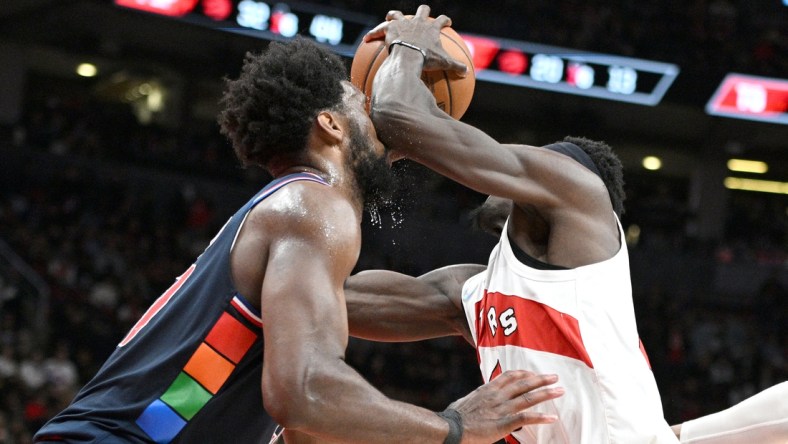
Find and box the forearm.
[344,266,480,342]
[346,291,462,342]
[372,46,536,201]
[283,358,448,443]
[678,382,788,443]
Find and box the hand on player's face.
[363,4,467,76]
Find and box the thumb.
[423,57,468,78]
[447,59,469,78]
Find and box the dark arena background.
[0,0,786,441]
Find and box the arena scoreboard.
[114,0,679,106]
[114,0,377,55]
[460,34,679,106]
[705,73,788,125]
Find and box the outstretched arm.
[370,6,603,212]
[673,382,788,443]
[345,264,485,344]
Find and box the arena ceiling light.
[76,63,98,77]
[642,156,662,171]
[727,159,768,174]
[724,177,788,195]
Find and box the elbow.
[262,369,310,429]
[448,308,473,341]
[262,362,334,431]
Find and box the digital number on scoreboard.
[705,73,788,125]
[461,34,680,106]
[114,0,680,106]
[114,0,376,55]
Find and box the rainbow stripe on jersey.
[135,296,262,443]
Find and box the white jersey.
[462,218,678,444]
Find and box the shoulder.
[496,144,608,208]
[507,145,612,215]
[249,181,361,245]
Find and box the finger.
[489,369,537,387]
[364,21,389,42]
[422,56,468,77]
[510,386,565,411]
[415,4,431,19]
[434,14,452,29]
[386,10,405,21]
[512,374,559,399]
[445,58,469,78]
[505,410,560,430]
[501,372,559,400]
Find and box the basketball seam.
[365,43,387,96]
[440,70,452,115]
[440,31,475,117]
[439,31,475,74]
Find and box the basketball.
[350,23,476,120]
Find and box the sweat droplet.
[368,205,382,228]
[390,205,404,228]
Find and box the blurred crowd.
[0,91,785,442]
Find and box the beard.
[346,120,397,212]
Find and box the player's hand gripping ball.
[350,20,476,120]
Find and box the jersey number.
[118,264,196,347]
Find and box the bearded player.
[35,36,562,444]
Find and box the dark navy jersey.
[35,172,329,444]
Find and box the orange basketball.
[350,24,476,120]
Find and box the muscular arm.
[259,187,450,443]
[370,21,604,212]
[344,264,485,344]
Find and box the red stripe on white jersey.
[475,291,594,369]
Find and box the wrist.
[388,40,426,66]
[436,408,463,444]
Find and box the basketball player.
[342,206,788,444]
[34,37,563,444]
[361,5,678,443]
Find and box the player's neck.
[269,147,338,180]
[269,152,364,215]
[273,165,325,179]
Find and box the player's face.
[342,83,396,209]
[342,83,386,154]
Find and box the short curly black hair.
[218,37,348,168]
[563,136,626,217]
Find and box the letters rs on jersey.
[461,218,679,444]
[475,291,594,373]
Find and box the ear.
[315,110,344,145]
